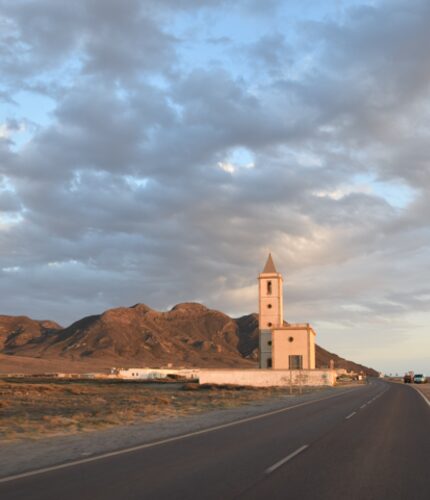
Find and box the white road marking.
[345,411,356,419]
[265,445,309,474]
[0,387,365,484]
[410,386,430,408]
[355,389,387,413]
[367,389,388,405]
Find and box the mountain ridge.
[0,303,378,376]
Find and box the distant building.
[258,253,316,370]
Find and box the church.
[119,253,335,386]
[258,254,316,370]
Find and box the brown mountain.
[0,303,378,375]
[0,315,62,352]
[1,304,256,368]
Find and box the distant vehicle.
[404,371,414,383]
[413,374,427,384]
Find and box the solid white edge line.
[265,445,309,474]
[387,380,430,408]
[410,385,430,407]
[345,411,356,419]
[0,386,366,484]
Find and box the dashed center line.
[265,445,309,474]
[266,390,389,475]
[345,388,389,421]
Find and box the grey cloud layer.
[0,0,429,371]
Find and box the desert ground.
[0,377,325,442]
[0,353,114,375]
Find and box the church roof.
[263,253,277,273]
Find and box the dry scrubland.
[0,378,322,442]
[0,353,114,375]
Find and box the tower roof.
[263,253,277,273]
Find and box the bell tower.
[258,253,283,368]
[258,253,283,330]
[258,253,316,370]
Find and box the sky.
[1,0,429,375]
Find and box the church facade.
[259,254,316,370]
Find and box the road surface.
[1,380,429,500]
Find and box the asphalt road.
[1,380,429,500]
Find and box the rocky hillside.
[1,304,256,368]
[0,315,62,352]
[315,344,378,376]
[0,304,378,375]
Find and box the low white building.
[112,367,200,380]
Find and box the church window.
[288,336,294,343]
[268,340,272,346]
[267,304,272,309]
[267,281,272,295]
[267,358,272,368]
[267,322,272,327]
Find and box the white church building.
[258,254,316,370]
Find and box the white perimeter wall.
[198,369,336,387]
[116,368,336,386]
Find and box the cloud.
[0,0,429,372]
[246,34,292,77]
[0,0,178,100]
